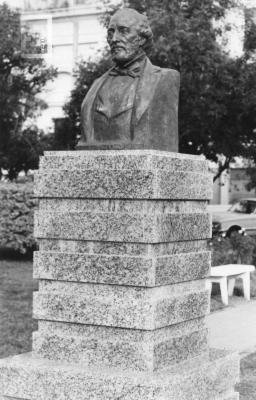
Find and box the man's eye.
[119,27,129,34]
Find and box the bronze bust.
[77,8,180,151]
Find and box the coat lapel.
[133,58,161,125]
[81,60,161,141]
[81,70,112,141]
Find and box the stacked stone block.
[0,150,239,399]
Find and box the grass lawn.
[238,352,256,399]
[0,256,255,399]
[0,255,36,358]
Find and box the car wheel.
[226,226,243,238]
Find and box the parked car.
[212,198,256,237]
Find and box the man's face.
[107,11,145,65]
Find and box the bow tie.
[109,65,141,78]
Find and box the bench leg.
[206,279,212,294]
[228,277,236,296]
[241,272,250,301]
[219,277,229,305]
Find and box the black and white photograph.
[0,0,256,399]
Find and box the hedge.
[209,234,256,266]
[0,181,37,254]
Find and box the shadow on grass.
[0,247,33,262]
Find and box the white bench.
[206,264,255,305]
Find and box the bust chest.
[93,75,138,142]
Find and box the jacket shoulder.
[87,70,110,91]
[160,68,180,80]
[157,68,180,92]
[81,70,110,110]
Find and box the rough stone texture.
[35,151,213,201]
[39,198,207,216]
[34,169,212,200]
[33,319,208,371]
[38,198,207,213]
[0,350,239,400]
[34,250,210,286]
[155,251,210,285]
[38,150,209,173]
[33,280,209,330]
[0,392,238,400]
[34,211,211,243]
[37,238,208,255]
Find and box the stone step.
[33,279,209,330]
[0,349,239,400]
[0,397,237,400]
[38,238,208,254]
[2,393,237,400]
[38,150,209,173]
[37,238,208,256]
[34,168,212,200]
[34,250,210,287]
[38,198,208,214]
[33,318,208,371]
[34,210,211,242]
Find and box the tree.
[64,0,256,180]
[244,8,256,57]
[0,3,57,180]
[240,9,256,190]
[62,52,112,148]
[49,118,76,150]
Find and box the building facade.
[19,0,111,131]
[211,166,256,205]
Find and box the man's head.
[107,8,153,65]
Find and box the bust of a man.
[77,8,180,151]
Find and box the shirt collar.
[109,53,146,78]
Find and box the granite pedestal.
[0,150,239,399]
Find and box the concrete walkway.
[207,297,256,356]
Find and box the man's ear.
[139,36,146,48]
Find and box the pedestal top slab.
[35,150,213,201]
[39,150,209,172]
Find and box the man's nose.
[112,30,120,42]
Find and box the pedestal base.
[0,151,239,399]
[0,349,239,400]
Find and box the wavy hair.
[110,8,154,54]
[137,12,154,53]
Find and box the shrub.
[0,181,37,254]
[209,233,256,266]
